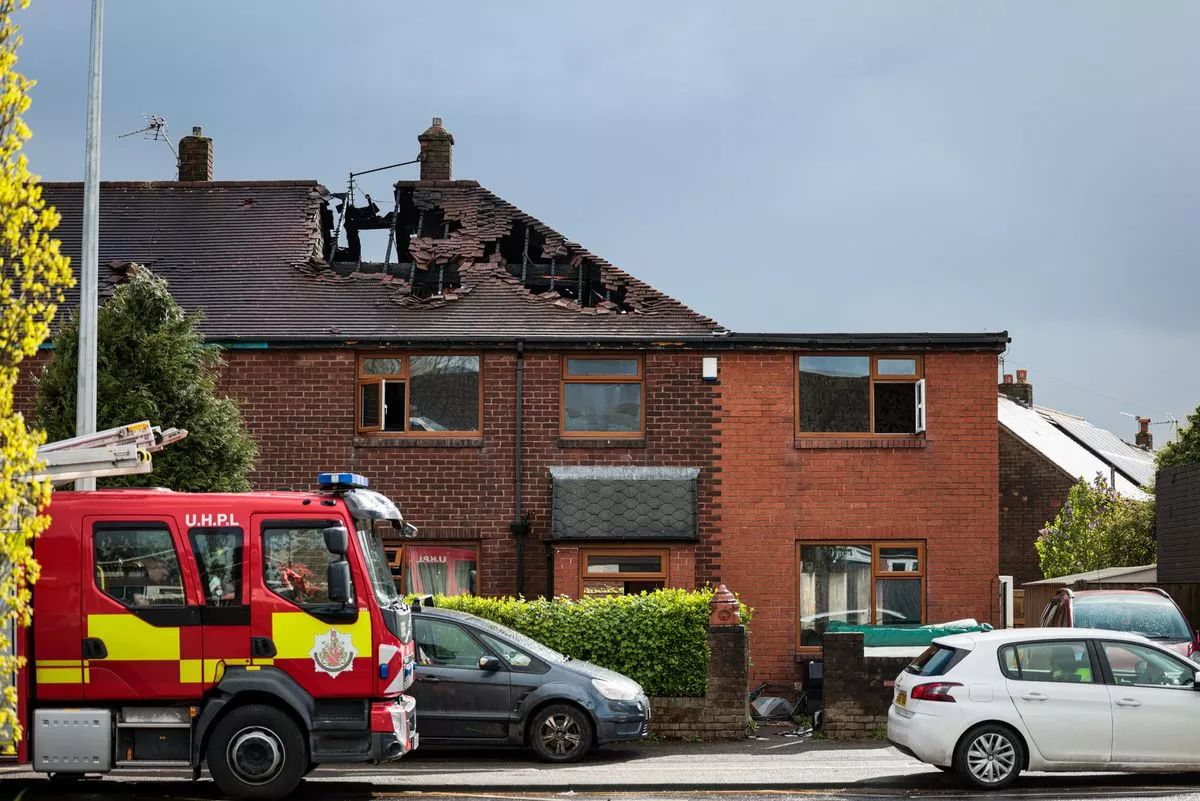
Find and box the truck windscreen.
[355,519,401,607]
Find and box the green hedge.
[411,588,750,698]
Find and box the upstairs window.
[797,355,925,435]
[561,356,643,437]
[358,354,481,435]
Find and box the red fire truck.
[1,423,418,800]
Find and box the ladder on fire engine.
[26,421,188,486]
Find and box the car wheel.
[528,703,593,763]
[954,724,1023,790]
[206,704,308,801]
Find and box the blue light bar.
[317,472,369,489]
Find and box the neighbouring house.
[20,119,1009,687]
[1156,462,1200,583]
[998,371,1156,587]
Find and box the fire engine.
[0,422,418,800]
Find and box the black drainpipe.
[509,340,530,596]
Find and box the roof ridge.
[41,180,322,189]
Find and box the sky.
[12,1,1199,448]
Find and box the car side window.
[1100,641,1194,689]
[477,631,545,674]
[414,618,487,669]
[1000,641,1094,683]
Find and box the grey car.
[409,603,650,762]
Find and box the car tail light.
[910,682,961,702]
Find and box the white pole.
[76,0,103,491]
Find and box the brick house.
[998,372,1156,587]
[1155,463,1200,583]
[22,120,1009,685]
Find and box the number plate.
[896,690,907,707]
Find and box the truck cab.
[18,472,417,800]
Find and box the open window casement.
[914,378,926,433]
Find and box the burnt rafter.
[312,179,719,326]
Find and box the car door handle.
[1116,698,1142,707]
[420,675,440,683]
[1021,692,1048,701]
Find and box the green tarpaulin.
[826,619,993,647]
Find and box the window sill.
[354,437,484,448]
[558,437,646,449]
[794,650,823,662]
[793,436,927,450]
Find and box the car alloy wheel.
[529,703,592,763]
[955,724,1023,789]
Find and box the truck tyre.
[206,704,308,801]
[528,703,592,763]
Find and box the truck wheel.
[528,703,592,763]
[206,704,308,801]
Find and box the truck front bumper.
[370,695,417,761]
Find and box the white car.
[888,627,1200,789]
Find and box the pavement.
[3,733,1200,799]
[0,735,940,797]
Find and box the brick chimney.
[177,126,212,181]
[418,117,453,181]
[1135,417,1153,450]
[999,368,1033,406]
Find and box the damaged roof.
[40,179,726,344]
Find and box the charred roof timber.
[322,119,633,311]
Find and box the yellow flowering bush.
[0,0,74,745]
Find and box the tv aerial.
[119,113,176,156]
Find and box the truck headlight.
[591,678,641,701]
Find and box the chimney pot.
[177,125,213,182]
[418,117,454,181]
[999,369,1032,406]
[1135,417,1153,450]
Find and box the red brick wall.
[715,352,1000,684]
[998,427,1072,586]
[202,348,717,598]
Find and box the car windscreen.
[464,615,569,665]
[905,644,967,676]
[1073,596,1192,641]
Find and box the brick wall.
[1157,463,1200,583]
[19,348,720,599]
[715,352,1000,685]
[650,623,749,740]
[999,426,1073,585]
[820,632,910,740]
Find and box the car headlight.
[591,678,641,701]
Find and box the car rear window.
[1072,596,1192,642]
[905,645,966,676]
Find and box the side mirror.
[479,655,502,671]
[1193,670,1200,691]
[327,560,352,603]
[324,525,349,556]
